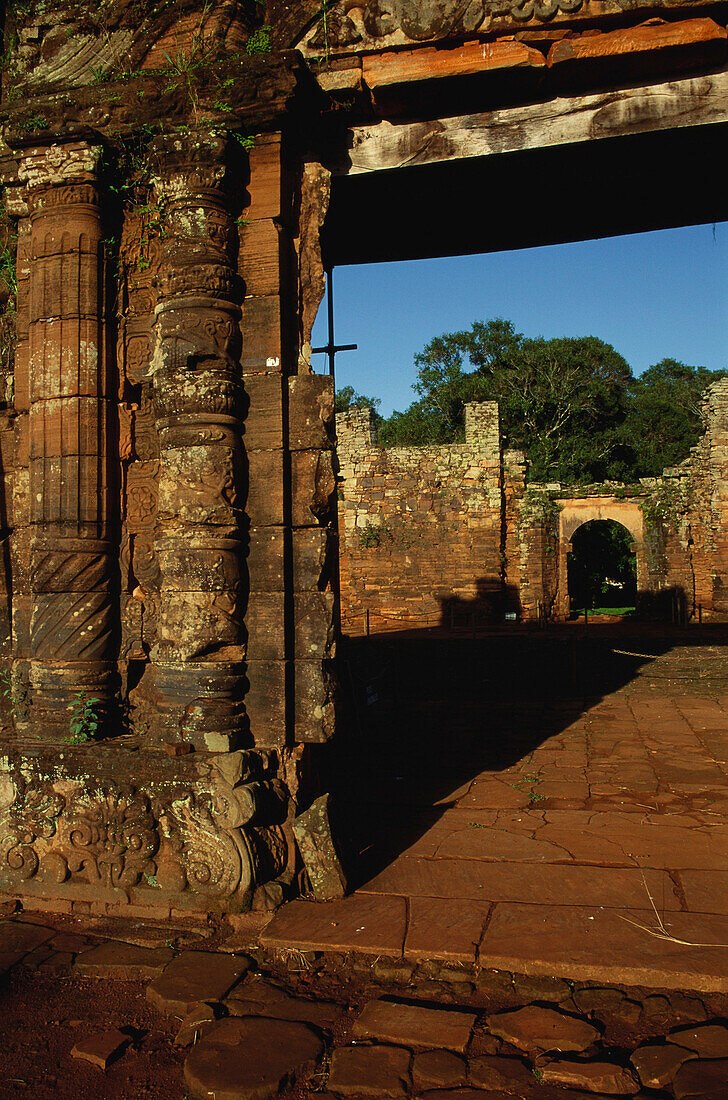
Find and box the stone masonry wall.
[337,403,520,631]
[337,382,728,630]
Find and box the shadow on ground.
[325,620,728,889]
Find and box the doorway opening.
[568,520,637,618]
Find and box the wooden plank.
[338,69,728,176]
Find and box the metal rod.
[326,265,335,379]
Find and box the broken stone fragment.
[292,793,347,901]
[468,1054,536,1091]
[353,999,476,1052]
[173,1002,220,1048]
[146,951,252,1017]
[327,1044,412,1098]
[630,1042,697,1089]
[669,1022,728,1059]
[538,1057,639,1093]
[411,1049,467,1089]
[183,1016,324,1100]
[486,1005,599,1053]
[74,940,175,980]
[70,1028,131,1070]
[673,1057,728,1099]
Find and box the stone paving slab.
[353,1000,477,1052]
[404,897,491,962]
[0,919,55,972]
[480,903,728,991]
[259,894,407,957]
[362,857,681,911]
[75,940,175,979]
[146,950,252,1016]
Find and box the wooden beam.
[337,70,728,176]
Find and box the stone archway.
[556,497,647,620]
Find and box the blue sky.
[311,221,728,417]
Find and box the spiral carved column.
[146,131,245,751]
[19,143,116,736]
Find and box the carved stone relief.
[301,0,667,52]
[0,748,291,912]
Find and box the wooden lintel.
[337,69,728,176]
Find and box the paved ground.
[4,625,728,1096]
[264,627,728,992]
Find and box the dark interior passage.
[568,519,637,614]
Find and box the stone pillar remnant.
[18,142,116,737]
[146,130,245,751]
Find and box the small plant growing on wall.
[67,691,102,743]
[358,522,393,549]
[0,666,28,722]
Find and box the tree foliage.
[338,318,726,484]
[624,358,727,476]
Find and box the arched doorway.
[568,520,637,616]
[556,496,647,619]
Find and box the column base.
[0,741,292,917]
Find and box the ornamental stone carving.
[0,750,291,912]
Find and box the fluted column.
[18,143,116,736]
[147,130,244,751]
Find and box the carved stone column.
[147,131,244,751]
[18,143,116,736]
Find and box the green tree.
[384,318,634,482]
[623,358,728,476]
[334,384,382,418]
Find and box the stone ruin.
[337,381,728,629]
[0,0,726,920]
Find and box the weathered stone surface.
[630,1042,697,1089]
[147,951,251,1016]
[0,920,55,970]
[224,978,343,1030]
[670,1023,728,1058]
[174,1003,220,1048]
[292,794,347,901]
[411,1049,467,1089]
[486,1006,599,1053]
[70,1029,131,1070]
[539,1058,639,1094]
[353,1000,476,1052]
[327,1044,411,1097]
[468,1054,536,1091]
[75,941,174,979]
[673,1058,728,1100]
[184,1017,324,1100]
[260,895,407,956]
[404,896,489,964]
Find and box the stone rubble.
[69,1028,131,1071]
[486,1004,601,1053]
[6,914,728,1097]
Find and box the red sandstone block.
[292,527,330,592]
[363,40,545,95]
[548,18,727,80]
[291,449,336,527]
[244,374,284,450]
[246,449,285,526]
[288,375,335,451]
[241,295,283,376]
[248,527,286,592]
[239,220,281,297]
[245,658,288,746]
[246,592,286,661]
[245,135,284,223]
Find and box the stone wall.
[337,403,524,630]
[337,383,728,631]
